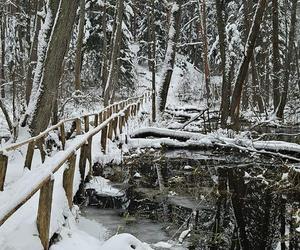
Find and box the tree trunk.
[0,98,13,134]
[0,7,6,98]
[215,0,230,128]
[101,0,108,93]
[150,0,156,122]
[198,0,210,104]
[251,56,264,113]
[26,0,60,105]
[276,0,298,119]
[103,0,124,106]
[158,1,182,112]
[272,0,281,113]
[74,0,85,92]
[229,0,268,130]
[27,0,78,135]
[25,0,42,104]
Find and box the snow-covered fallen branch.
[130,127,300,162]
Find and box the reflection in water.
[82,150,300,249]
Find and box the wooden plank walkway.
[0,92,151,250]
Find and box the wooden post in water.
[75,118,81,135]
[24,141,35,170]
[63,154,76,209]
[60,123,66,150]
[0,154,8,191]
[37,178,54,250]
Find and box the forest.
[0,0,299,250]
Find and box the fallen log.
[130,127,300,162]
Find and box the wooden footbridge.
[0,92,151,249]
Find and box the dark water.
[83,149,300,249]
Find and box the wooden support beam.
[63,154,76,209]
[37,136,46,163]
[0,154,8,191]
[113,117,118,137]
[79,143,88,181]
[24,141,35,170]
[137,102,141,113]
[84,116,89,132]
[119,115,123,134]
[107,121,113,140]
[98,112,103,125]
[60,123,66,150]
[75,118,81,135]
[87,137,93,175]
[101,125,108,153]
[94,114,99,127]
[37,178,54,250]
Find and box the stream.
[79,149,300,249]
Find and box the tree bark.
[101,0,108,93]
[215,0,230,128]
[198,0,210,104]
[229,0,268,130]
[158,1,182,112]
[272,0,281,113]
[150,0,156,122]
[28,0,78,135]
[74,0,85,92]
[103,0,124,106]
[25,0,43,104]
[276,0,298,119]
[0,6,6,98]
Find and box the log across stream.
[75,148,300,249]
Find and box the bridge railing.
[0,92,151,249]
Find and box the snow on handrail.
[0,92,150,154]
[0,93,151,249]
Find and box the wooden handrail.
[0,92,151,249]
[0,93,149,154]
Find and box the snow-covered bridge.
[0,93,151,250]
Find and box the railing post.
[101,125,108,153]
[87,137,93,175]
[79,143,88,181]
[124,108,129,124]
[119,114,124,134]
[84,116,89,132]
[37,136,46,163]
[113,117,118,138]
[37,178,54,250]
[137,102,141,113]
[75,118,81,135]
[63,154,76,209]
[60,123,66,150]
[24,141,35,170]
[94,114,99,127]
[0,154,8,191]
[99,111,103,125]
